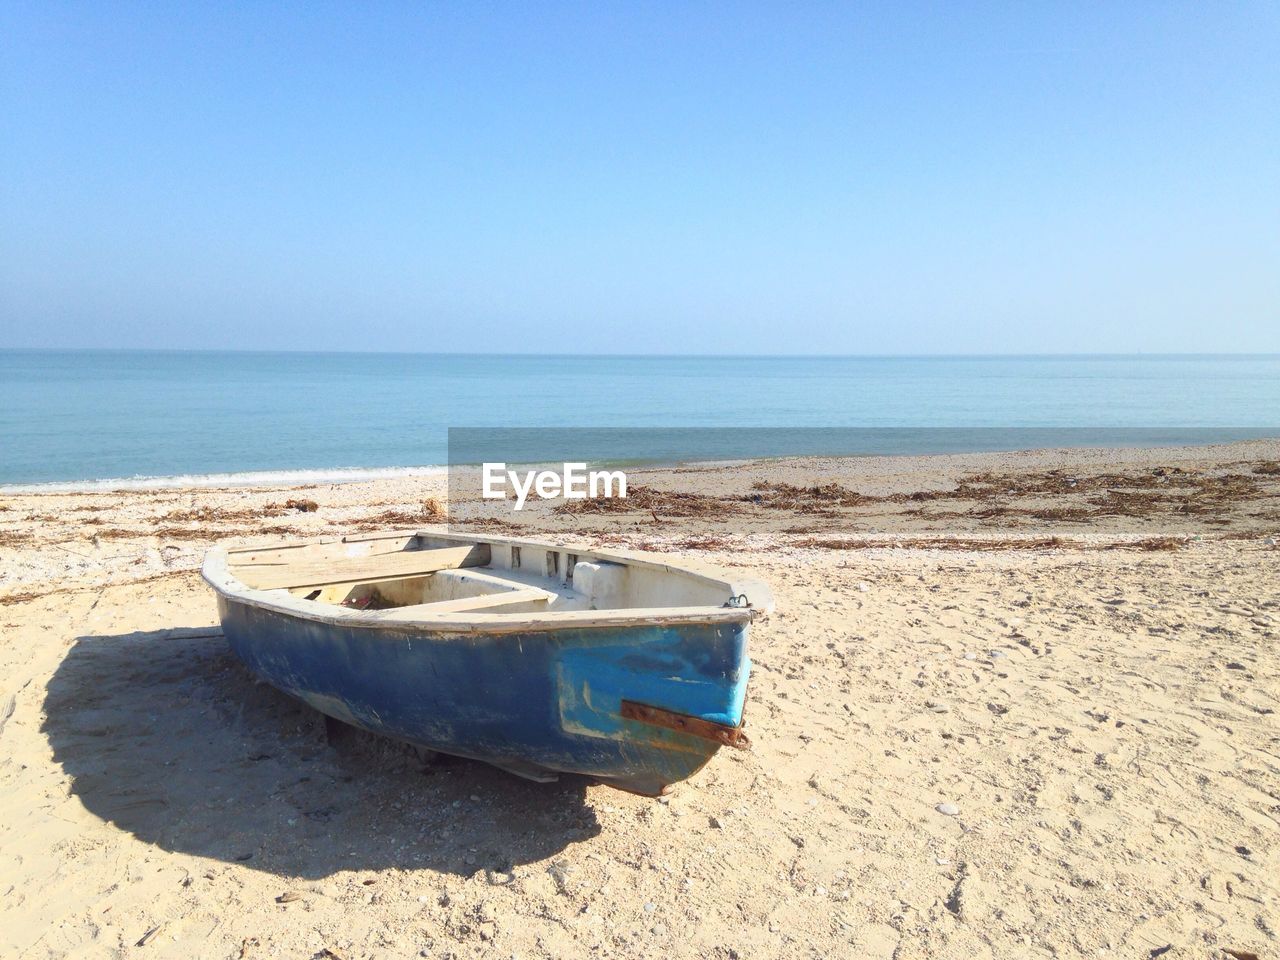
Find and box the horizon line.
[2,348,1279,360]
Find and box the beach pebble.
[989,649,1007,658]
[926,701,950,713]
[936,802,960,816]
[857,582,870,593]
[963,652,977,661]
[644,902,657,913]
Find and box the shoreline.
[0,464,452,495]
[4,434,1279,495]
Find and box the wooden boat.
[202,531,772,795]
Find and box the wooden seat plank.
[233,544,489,591]
[379,588,552,620]
[232,538,414,569]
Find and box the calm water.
[1,351,1278,488]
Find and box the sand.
[1,441,1278,959]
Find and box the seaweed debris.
[791,536,1073,551]
[618,534,740,553]
[743,481,869,511]
[449,516,525,532]
[885,466,1275,525]
[790,535,1194,552]
[160,505,289,524]
[1099,537,1187,551]
[91,523,302,542]
[351,498,446,529]
[670,535,736,550]
[555,485,734,518]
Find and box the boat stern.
[553,618,752,794]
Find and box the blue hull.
[217,597,751,794]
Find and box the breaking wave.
[0,465,447,494]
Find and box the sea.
[1,351,1278,490]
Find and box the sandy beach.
[2,441,1278,959]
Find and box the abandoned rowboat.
[201,531,772,795]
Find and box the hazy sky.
[2,3,1277,354]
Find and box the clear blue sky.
[2,3,1276,354]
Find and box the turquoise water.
[1,351,1278,488]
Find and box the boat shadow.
[42,628,601,879]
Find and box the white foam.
[0,464,448,494]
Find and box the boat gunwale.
[203,529,773,636]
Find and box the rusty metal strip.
[620,700,750,749]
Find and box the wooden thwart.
[379,588,553,620]
[229,540,413,569]
[226,530,421,559]
[232,544,489,591]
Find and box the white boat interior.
[223,531,764,621]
